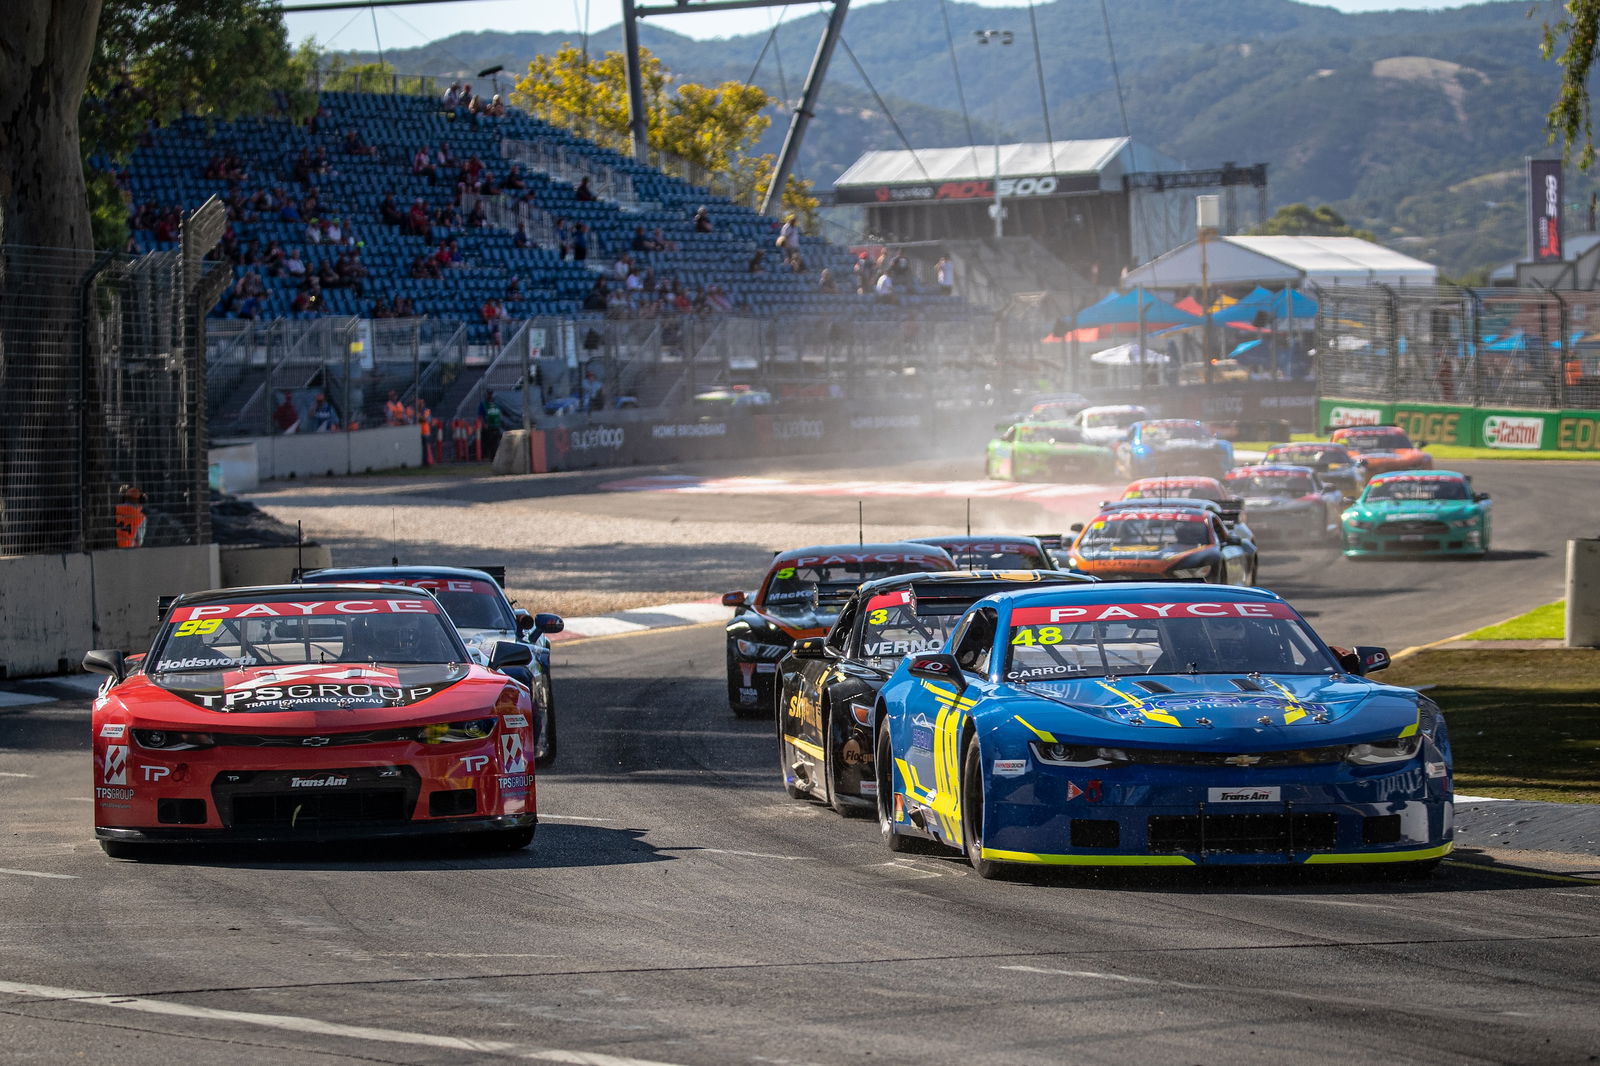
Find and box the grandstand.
[122,89,969,343]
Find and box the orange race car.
[1329,425,1433,479]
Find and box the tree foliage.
[511,44,817,225]
[1249,203,1375,242]
[81,0,311,248]
[1542,1,1600,170]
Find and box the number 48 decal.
[1010,626,1064,646]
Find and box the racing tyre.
[777,700,807,800]
[822,704,868,818]
[961,734,1015,880]
[533,673,558,768]
[100,840,147,861]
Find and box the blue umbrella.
[1074,288,1204,328]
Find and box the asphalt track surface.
[2,458,1598,1065]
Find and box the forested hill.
[351,0,1593,277]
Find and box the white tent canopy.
[1091,343,1170,366]
[1122,235,1437,289]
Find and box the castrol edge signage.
[1482,414,1544,450]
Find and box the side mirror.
[1338,645,1390,675]
[533,612,564,635]
[907,653,964,687]
[83,649,128,682]
[1069,522,1084,533]
[791,636,832,660]
[515,608,535,634]
[1473,492,1490,502]
[488,641,534,670]
[722,590,747,607]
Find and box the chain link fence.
[1316,284,1600,411]
[1,245,212,555]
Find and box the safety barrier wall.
[217,425,424,481]
[0,545,220,677]
[1319,398,1600,451]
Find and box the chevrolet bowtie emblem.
[1222,754,1261,766]
[302,736,330,747]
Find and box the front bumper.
[1343,526,1485,556]
[977,761,1452,866]
[98,812,536,846]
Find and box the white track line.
[0,869,76,880]
[0,980,686,1066]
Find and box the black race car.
[908,535,1062,571]
[775,569,1097,814]
[300,566,564,766]
[723,543,955,717]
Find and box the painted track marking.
[0,868,76,880]
[0,979,688,1066]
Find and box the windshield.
[1018,425,1074,444]
[1123,480,1218,501]
[150,596,461,670]
[1366,476,1470,501]
[1226,473,1315,497]
[1078,512,1212,551]
[1270,445,1350,468]
[1143,421,1209,444]
[762,553,945,605]
[937,543,1050,569]
[856,591,962,660]
[1084,409,1141,429]
[1340,430,1411,452]
[303,576,514,631]
[1003,600,1333,680]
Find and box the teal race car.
[1340,470,1491,558]
[986,421,1113,481]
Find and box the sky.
[279,0,1500,56]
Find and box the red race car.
[85,584,538,859]
[1329,425,1433,478]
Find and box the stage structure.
[833,139,1267,283]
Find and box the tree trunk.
[0,0,106,552]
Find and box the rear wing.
[155,594,178,621]
[1030,532,1066,551]
[813,581,859,608]
[290,564,508,587]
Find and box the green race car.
[986,421,1113,482]
[1341,469,1491,558]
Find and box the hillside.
[339,0,1596,277]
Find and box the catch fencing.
[0,243,221,556]
[1315,284,1600,411]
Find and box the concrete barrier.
[1567,539,1600,648]
[0,544,220,677]
[219,543,332,588]
[215,425,422,482]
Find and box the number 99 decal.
[174,618,222,637]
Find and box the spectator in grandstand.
[853,252,871,293]
[575,176,596,202]
[436,142,454,169]
[889,249,912,289]
[583,279,608,311]
[505,276,523,300]
[704,284,733,313]
[487,94,507,119]
[693,205,713,232]
[875,270,896,305]
[410,254,438,280]
[284,247,307,280]
[394,296,417,316]
[513,224,531,249]
[344,128,378,157]
[481,298,507,346]
[467,199,488,229]
[818,268,838,293]
[777,213,800,252]
[153,208,179,242]
[262,242,286,277]
[380,193,403,227]
[406,198,429,235]
[652,226,677,252]
[310,393,337,432]
[480,169,500,196]
[556,217,572,258]
[413,147,436,183]
[612,251,632,281]
[631,225,654,252]
[335,250,366,294]
[132,202,158,232]
[435,203,462,229]
[325,216,346,245]
[503,164,528,191]
[747,248,766,274]
[935,254,954,295]
[273,391,300,433]
[572,222,590,262]
[372,297,394,319]
[304,218,322,245]
[292,276,323,314]
[443,82,464,109]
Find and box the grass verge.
[1464,601,1565,640]
[1382,648,1599,803]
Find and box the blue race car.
[1115,419,1234,480]
[873,582,1452,878]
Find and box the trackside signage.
[1318,398,1600,451]
[1482,415,1544,449]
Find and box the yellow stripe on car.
[1303,842,1452,864]
[1012,715,1057,743]
[784,734,826,761]
[979,848,1196,866]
